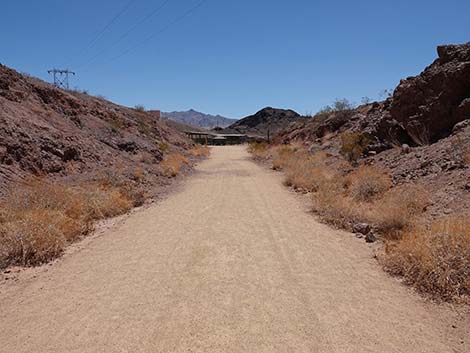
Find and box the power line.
[84,0,138,52]
[65,0,137,66]
[75,0,172,70]
[82,0,207,70]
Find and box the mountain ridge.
[162,109,237,129]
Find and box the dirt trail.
[0,146,468,353]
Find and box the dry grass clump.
[284,151,340,192]
[248,142,269,159]
[272,145,295,170]
[161,153,189,177]
[370,184,430,238]
[346,166,392,202]
[312,183,366,229]
[0,179,135,268]
[189,145,210,158]
[383,216,470,302]
[311,166,427,236]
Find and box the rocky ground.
[0,65,193,196]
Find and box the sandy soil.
[0,146,468,353]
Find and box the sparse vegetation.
[346,166,392,202]
[284,151,340,192]
[379,88,393,99]
[370,184,430,238]
[248,142,469,302]
[272,145,295,170]
[340,132,370,164]
[249,144,430,238]
[317,98,355,115]
[134,104,146,112]
[361,96,372,104]
[189,145,210,158]
[248,142,269,160]
[158,141,170,153]
[383,216,470,302]
[0,178,138,268]
[161,153,189,177]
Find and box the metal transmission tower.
[47,69,76,89]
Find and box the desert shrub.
[370,184,430,238]
[0,180,134,268]
[283,151,314,190]
[309,162,427,235]
[98,174,145,207]
[346,166,392,202]
[161,153,189,177]
[340,132,370,163]
[317,98,355,115]
[248,142,269,160]
[0,209,77,266]
[158,141,169,153]
[272,145,295,170]
[134,104,146,112]
[189,145,210,158]
[79,184,133,219]
[312,187,365,230]
[283,151,340,192]
[383,216,470,302]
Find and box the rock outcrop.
[274,43,470,219]
[390,43,470,144]
[279,43,470,149]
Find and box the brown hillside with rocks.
[223,107,306,138]
[0,64,192,195]
[277,43,470,219]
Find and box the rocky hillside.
[162,109,237,129]
[277,42,470,217]
[223,107,306,138]
[0,64,192,195]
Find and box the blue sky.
[1,0,469,118]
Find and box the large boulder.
[390,43,470,144]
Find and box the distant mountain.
[222,107,306,138]
[162,109,237,129]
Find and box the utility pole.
[267,119,271,143]
[47,69,76,89]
